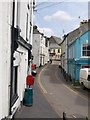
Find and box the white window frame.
[81,44,90,58]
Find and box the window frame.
[81,44,90,57]
[11,66,18,106]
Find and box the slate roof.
[49,36,62,45]
[49,36,62,49]
[33,25,43,35]
[67,20,89,45]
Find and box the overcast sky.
[34,0,89,38]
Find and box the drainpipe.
[9,1,15,116]
[65,34,69,81]
[28,0,34,75]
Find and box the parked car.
[32,70,37,76]
[58,62,61,68]
[80,68,90,89]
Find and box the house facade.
[60,34,68,79]
[33,26,49,67]
[49,36,61,61]
[68,20,90,82]
[44,37,49,64]
[0,1,34,119]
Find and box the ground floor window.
[81,65,90,68]
[11,66,18,106]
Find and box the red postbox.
[26,75,34,86]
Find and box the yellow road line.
[38,66,47,94]
[37,65,61,117]
[55,66,88,101]
[37,65,88,118]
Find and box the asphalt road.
[39,61,90,119]
[15,65,60,119]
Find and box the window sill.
[81,56,90,59]
[11,94,19,107]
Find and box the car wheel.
[81,82,86,90]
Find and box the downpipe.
[9,1,15,118]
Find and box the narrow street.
[15,66,60,119]
[1,1,90,120]
[15,61,89,119]
[38,61,89,119]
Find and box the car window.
[88,75,90,81]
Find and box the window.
[82,65,90,68]
[45,39,48,47]
[68,46,75,59]
[11,66,18,106]
[88,75,90,81]
[82,44,90,56]
[53,49,55,53]
[17,2,20,26]
[58,49,60,53]
[26,13,28,41]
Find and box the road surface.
[38,61,89,119]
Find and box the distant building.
[59,34,69,79]
[33,26,49,67]
[49,36,62,61]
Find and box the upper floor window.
[26,13,29,41]
[58,49,60,53]
[53,49,55,53]
[69,45,75,59]
[82,44,90,56]
[45,39,48,47]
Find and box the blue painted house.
[68,20,90,82]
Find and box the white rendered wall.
[33,34,40,67]
[0,2,12,119]
[0,3,3,119]
[0,1,30,119]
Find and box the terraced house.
[0,1,35,119]
[49,36,62,61]
[68,20,90,83]
[33,26,49,67]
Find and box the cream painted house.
[49,36,61,61]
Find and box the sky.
[33,0,90,38]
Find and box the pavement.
[57,65,90,98]
[14,65,60,119]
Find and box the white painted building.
[44,37,49,64]
[0,1,34,119]
[33,26,49,67]
[40,34,46,66]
